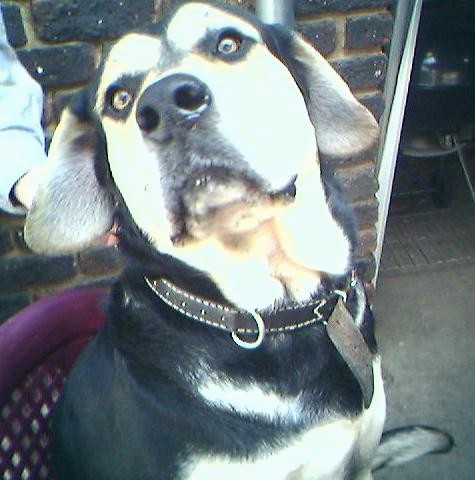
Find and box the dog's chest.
[183,419,357,480]
[176,366,382,480]
[178,358,386,480]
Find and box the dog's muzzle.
[136,73,212,140]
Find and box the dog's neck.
[169,220,325,311]
[118,204,353,315]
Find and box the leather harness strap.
[326,298,374,408]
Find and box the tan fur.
[188,207,323,303]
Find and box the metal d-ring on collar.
[231,310,266,349]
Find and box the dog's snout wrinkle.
[136,73,211,137]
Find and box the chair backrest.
[0,287,108,480]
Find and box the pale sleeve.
[0,10,47,214]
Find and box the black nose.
[136,74,211,133]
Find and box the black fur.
[52,269,367,480]
[51,124,372,478]
[52,156,372,479]
[102,74,147,121]
[69,88,113,189]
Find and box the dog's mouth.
[175,167,297,242]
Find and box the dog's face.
[25,1,378,310]
[97,2,317,246]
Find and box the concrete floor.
[372,262,475,479]
[371,141,475,478]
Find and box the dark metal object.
[256,0,294,27]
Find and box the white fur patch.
[184,359,386,480]
[166,2,317,191]
[101,115,176,252]
[274,157,351,277]
[97,34,163,112]
[198,378,303,423]
[184,419,357,480]
[167,2,260,52]
[353,281,367,328]
[355,357,386,470]
[173,241,287,311]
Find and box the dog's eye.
[216,34,241,55]
[111,89,133,111]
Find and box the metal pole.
[256,0,294,28]
[454,135,475,203]
[374,0,423,284]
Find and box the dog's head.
[25,1,378,310]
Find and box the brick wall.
[0,0,394,322]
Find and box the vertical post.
[256,0,294,27]
[374,0,422,284]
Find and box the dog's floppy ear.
[291,32,379,158]
[24,92,115,255]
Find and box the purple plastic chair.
[0,287,108,480]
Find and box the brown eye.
[217,35,241,55]
[111,89,133,111]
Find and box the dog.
[23,2,453,479]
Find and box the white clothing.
[0,11,46,214]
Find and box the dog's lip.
[269,175,297,200]
[170,169,298,243]
[180,168,298,217]
[184,167,297,198]
[182,166,263,202]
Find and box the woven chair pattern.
[0,288,107,480]
[0,363,65,480]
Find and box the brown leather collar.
[144,272,356,349]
